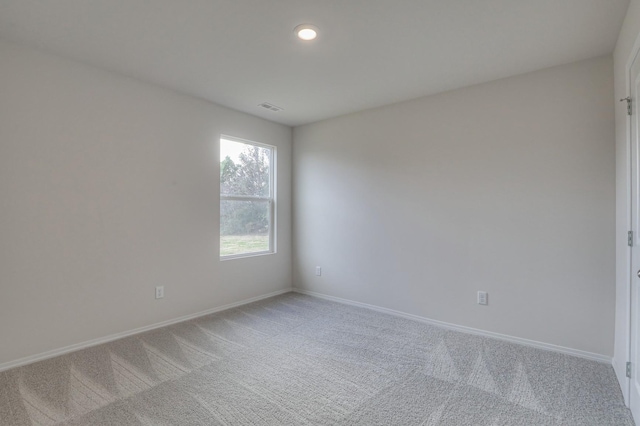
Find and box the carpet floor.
[0,292,633,425]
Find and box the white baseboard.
[3,286,612,372]
[294,289,612,364]
[0,288,293,373]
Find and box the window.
[220,136,275,258]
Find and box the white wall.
[293,56,615,357]
[614,0,640,404]
[0,39,292,367]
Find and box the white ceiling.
[0,0,630,126]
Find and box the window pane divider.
[220,195,271,201]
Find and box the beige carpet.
[0,292,633,425]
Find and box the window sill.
[220,250,275,261]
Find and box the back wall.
[293,55,615,356]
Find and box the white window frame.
[220,135,276,260]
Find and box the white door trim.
[623,31,640,408]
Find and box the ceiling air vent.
[258,102,283,112]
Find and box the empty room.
[2,0,640,425]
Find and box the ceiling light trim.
[294,24,319,41]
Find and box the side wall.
[613,0,640,404]
[293,56,615,357]
[0,39,292,366]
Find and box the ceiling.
[0,0,630,126]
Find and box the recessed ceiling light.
[294,24,318,41]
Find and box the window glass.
[220,137,275,258]
[220,139,270,197]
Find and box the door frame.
[623,31,640,408]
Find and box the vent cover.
[258,102,283,112]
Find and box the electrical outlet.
[315,266,322,276]
[477,291,488,305]
[155,286,164,299]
